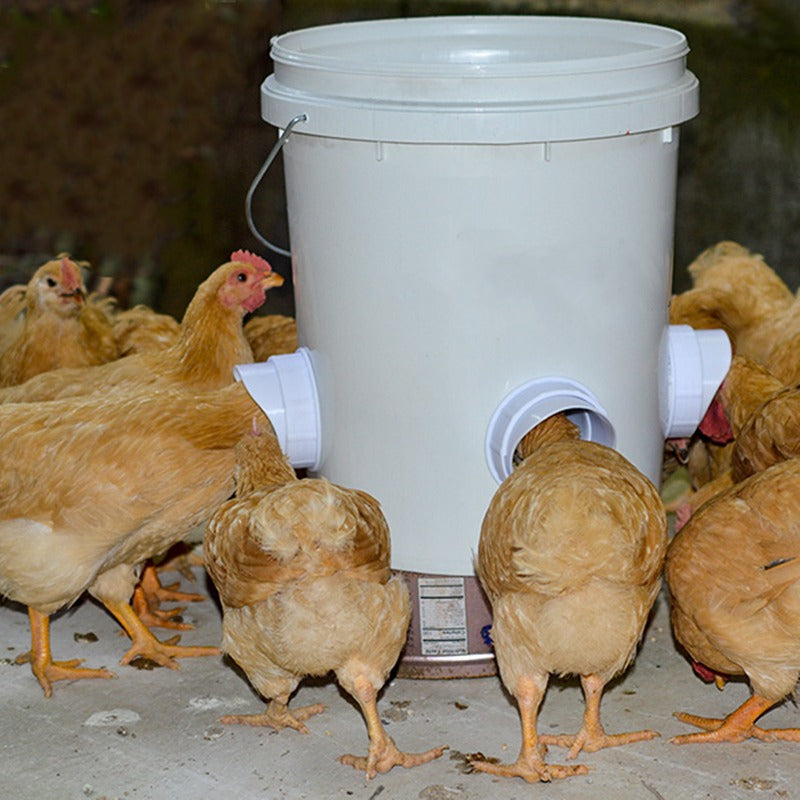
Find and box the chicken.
[0,255,118,387]
[469,414,667,783]
[244,313,298,360]
[665,457,800,744]
[669,242,797,365]
[111,303,181,356]
[0,381,267,697]
[0,252,284,626]
[0,250,283,403]
[204,422,446,779]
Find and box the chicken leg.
[101,599,219,668]
[670,695,800,744]
[219,693,326,734]
[540,673,660,758]
[469,675,589,783]
[339,673,447,779]
[18,607,115,698]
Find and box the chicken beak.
[61,288,86,304]
[261,272,285,290]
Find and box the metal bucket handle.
[244,113,308,258]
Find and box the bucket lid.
[262,16,699,144]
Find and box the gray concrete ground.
[1,564,798,800]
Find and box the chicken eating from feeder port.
[470,413,667,782]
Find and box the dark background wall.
[1,0,798,316]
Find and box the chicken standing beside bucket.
[0,250,283,403]
[0,381,269,697]
[469,414,667,782]
[0,252,284,623]
[204,421,447,779]
[666,456,800,744]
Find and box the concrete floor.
[1,563,798,800]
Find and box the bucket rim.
[269,15,691,79]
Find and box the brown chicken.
[0,256,118,387]
[0,251,284,626]
[670,242,797,365]
[204,422,446,779]
[469,414,667,783]
[0,250,283,403]
[244,313,298,360]
[666,457,800,744]
[0,381,268,697]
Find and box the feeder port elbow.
[659,325,731,439]
[485,376,616,483]
[233,347,322,470]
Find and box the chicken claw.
[220,696,326,734]
[140,563,205,605]
[339,738,448,779]
[131,563,205,630]
[467,678,587,784]
[339,674,447,780]
[131,585,191,631]
[102,599,219,668]
[540,673,660,758]
[670,695,800,744]
[23,608,116,698]
[468,753,587,784]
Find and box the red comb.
[60,258,81,292]
[230,249,272,273]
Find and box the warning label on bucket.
[418,577,468,656]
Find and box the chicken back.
[470,414,667,783]
[205,425,446,779]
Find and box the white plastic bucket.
[259,15,699,675]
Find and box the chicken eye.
[46,277,57,287]
[236,272,248,282]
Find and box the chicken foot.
[540,673,660,758]
[19,608,116,698]
[102,598,219,668]
[339,674,447,780]
[131,563,205,630]
[219,694,326,734]
[468,675,588,783]
[670,694,800,744]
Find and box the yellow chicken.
[204,421,446,779]
[470,414,667,782]
[0,255,118,386]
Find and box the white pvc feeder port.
[485,377,616,484]
[659,325,732,438]
[233,347,322,470]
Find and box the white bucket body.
[262,16,699,577]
